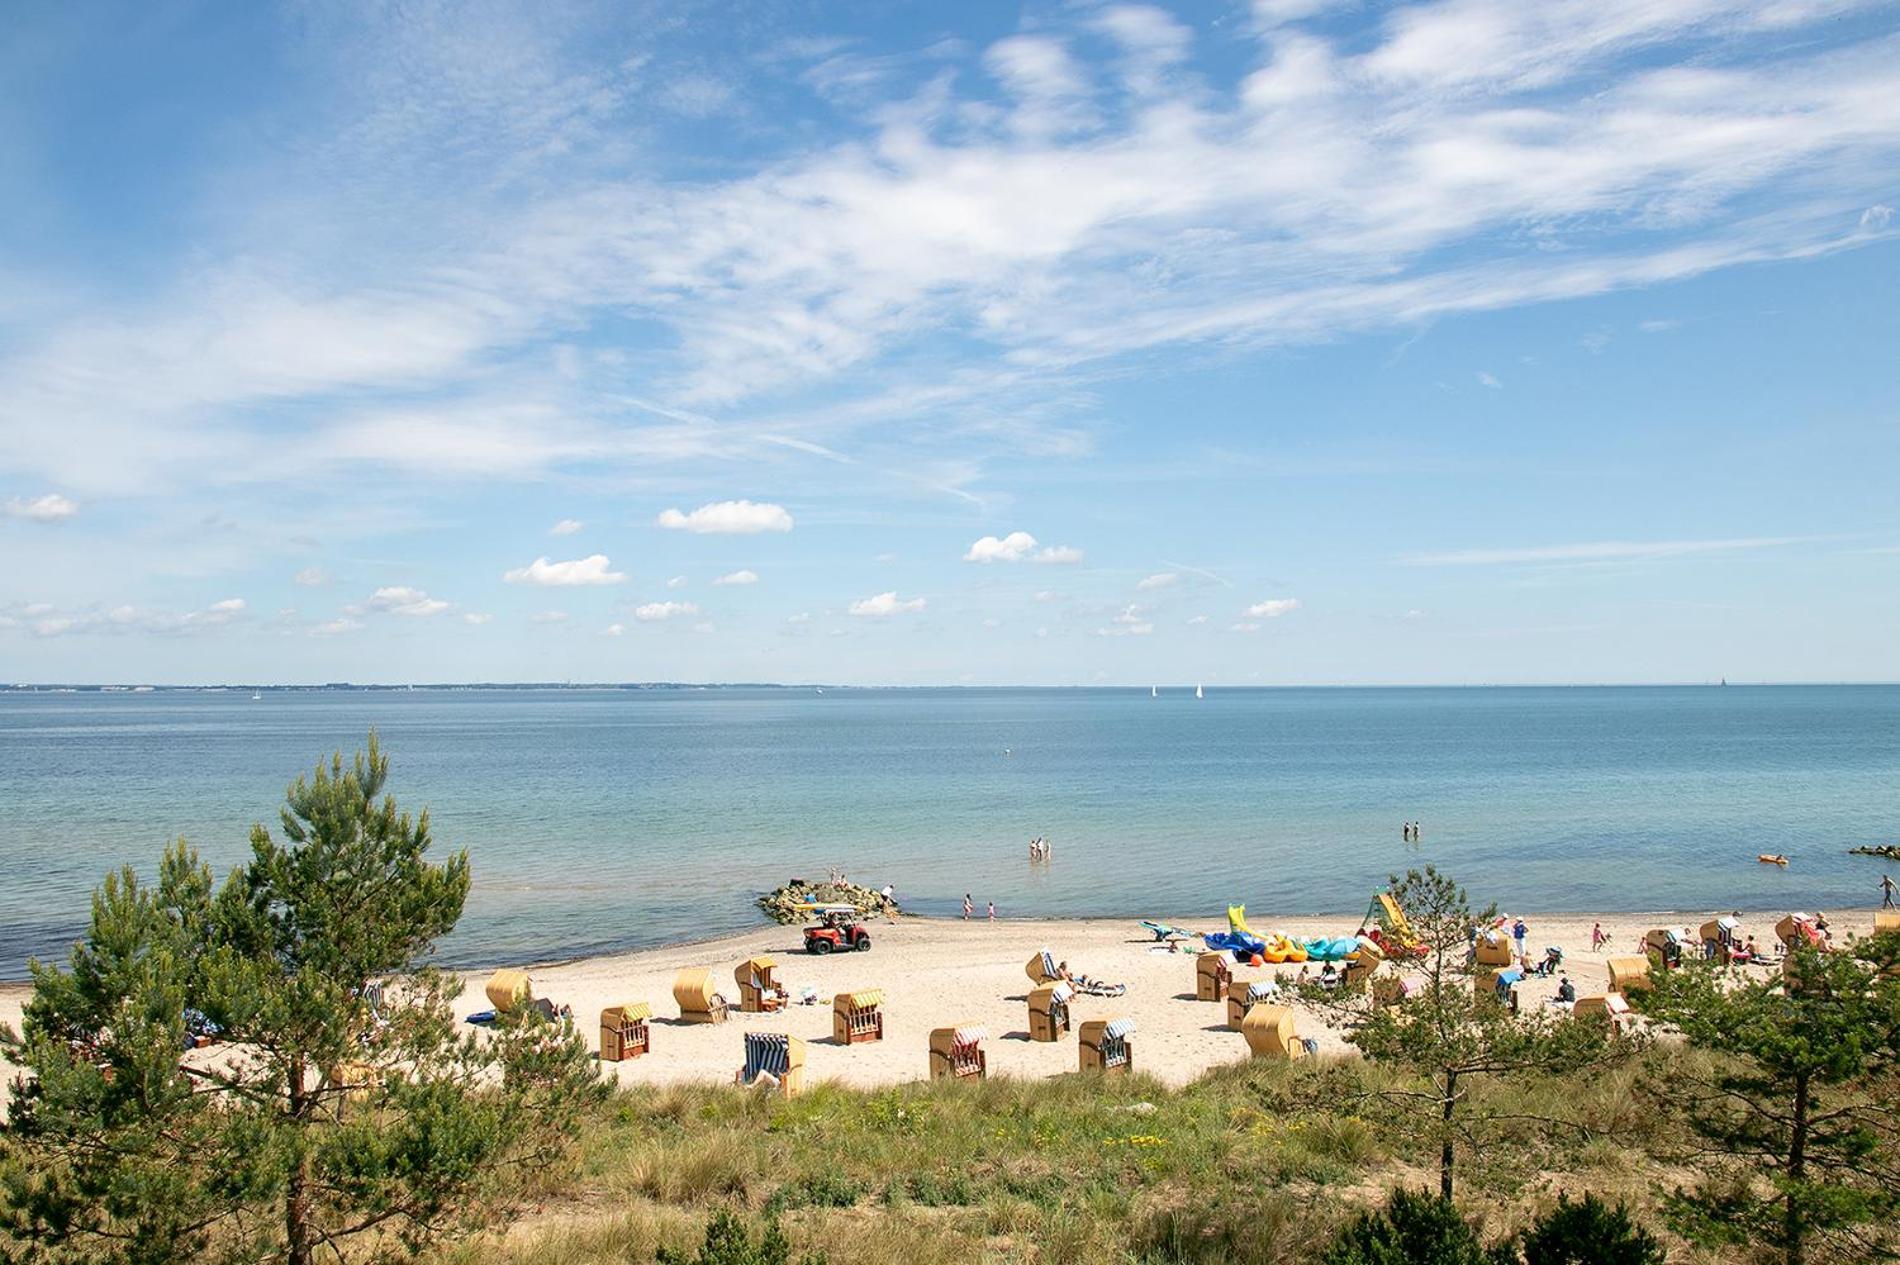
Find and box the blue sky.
[2,0,1898,685]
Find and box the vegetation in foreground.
[2,736,1897,1264]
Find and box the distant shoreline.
[6,681,1899,693]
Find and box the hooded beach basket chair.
[1605,955,1651,994]
[1195,951,1232,1002]
[1573,992,1633,1033]
[831,989,885,1045]
[484,968,533,1014]
[1474,929,1516,967]
[928,1024,987,1080]
[1078,1018,1134,1074]
[1026,948,1060,986]
[599,1002,652,1061]
[1241,1003,1304,1060]
[1776,914,1827,950]
[1028,982,1074,1042]
[673,968,729,1024]
[735,956,784,1013]
[739,1031,805,1097]
[1226,977,1275,1030]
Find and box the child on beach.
[963,894,973,921]
[987,900,996,921]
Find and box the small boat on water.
[1150,685,1157,698]
[251,692,261,701]
[1758,853,1790,866]
[1195,683,1204,700]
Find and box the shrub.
[1518,1194,1665,1265]
[652,1209,826,1265]
[1323,1188,1512,1265]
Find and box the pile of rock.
[1849,844,1900,860]
[756,878,890,925]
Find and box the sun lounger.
[1196,951,1232,1002]
[673,968,729,1024]
[739,1031,805,1097]
[485,968,534,1014]
[832,989,885,1044]
[1078,1018,1134,1073]
[928,1024,987,1080]
[599,1002,652,1061]
[1226,977,1275,1030]
[735,956,785,1013]
[1605,955,1651,993]
[1026,949,1060,986]
[1028,982,1074,1042]
[1241,1003,1304,1060]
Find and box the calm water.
[2,685,1897,978]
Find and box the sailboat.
[1150,685,1157,699]
[251,692,261,701]
[1195,683,1204,700]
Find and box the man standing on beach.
[1883,873,1895,908]
[1512,916,1528,959]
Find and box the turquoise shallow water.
[2,685,1897,978]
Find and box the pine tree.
[1304,868,1633,1199]
[1,735,606,1264]
[1641,931,1900,1265]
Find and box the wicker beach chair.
[1195,952,1232,1002]
[1241,1003,1305,1060]
[928,1024,987,1080]
[739,1031,805,1097]
[1028,982,1074,1042]
[484,968,533,1014]
[1226,977,1275,1030]
[1078,1018,1134,1074]
[599,1002,652,1061]
[735,956,785,1013]
[1605,955,1651,993]
[1573,992,1633,1033]
[1026,948,1060,986]
[1473,930,1516,967]
[673,968,729,1024]
[831,989,885,1044]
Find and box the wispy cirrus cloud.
[1403,536,1818,566]
[5,493,79,522]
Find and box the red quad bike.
[804,905,873,955]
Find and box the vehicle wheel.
[810,939,833,955]
[854,935,872,952]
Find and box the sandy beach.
[5,905,1884,1112]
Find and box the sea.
[2,684,1896,980]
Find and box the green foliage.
[1517,1194,1665,1265]
[653,1209,826,1265]
[1641,932,1900,1265]
[0,735,607,1265]
[1322,1188,1512,1265]
[1304,869,1636,1199]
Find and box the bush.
[1323,1188,1512,1265]
[1518,1194,1665,1265]
[653,1209,827,1265]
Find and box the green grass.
[447,1050,1706,1265]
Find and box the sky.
[2,0,1898,687]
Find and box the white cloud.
[1230,621,1262,632]
[533,610,569,624]
[1186,614,1210,625]
[634,600,700,622]
[964,531,1083,563]
[849,591,926,617]
[1860,204,1893,230]
[503,554,627,586]
[208,598,246,614]
[1099,604,1154,636]
[965,531,1039,563]
[1403,609,1427,620]
[550,518,583,535]
[1477,371,1502,389]
[604,622,625,636]
[5,493,79,522]
[293,567,329,587]
[311,617,362,637]
[1404,536,1813,566]
[1137,572,1179,590]
[666,575,687,589]
[1244,598,1301,618]
[712,569,759,586]
[367,585,451,616]
[463,612,492,625]
[656,500,793,534]
[12,597,251,637]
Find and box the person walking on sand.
[1591,921,1606,951]
[963,893,973,921]
[987,900,996,922]
[881,883,897,923]
[1882,873,1895,908]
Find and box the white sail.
[1196,683,1204,699]
[1150,685,1157,698]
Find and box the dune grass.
[444,1043,1714,1265]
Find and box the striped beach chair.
[1226,977,1274,1030]
[739,1031,805,1097]
[1028,981,1074,1042]
[1079,1017,1135,1073]
[929,1024,987,1080]
[1025,949,1060,986]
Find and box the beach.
[5,906,1881,1112]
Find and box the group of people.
[962,893,996,921]
[1028,836,1052,860]
[1401,821,1422,842]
